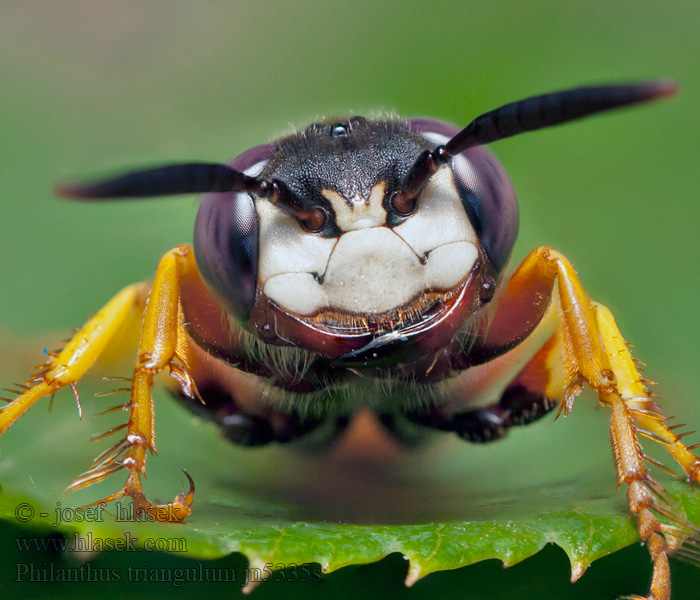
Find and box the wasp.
[1,80,697,600]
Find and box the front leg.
[1,245,200,522]
[67,245,200,521]
[434,247,698,600]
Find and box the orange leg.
[1,244,200,522]
[501,247,699,600]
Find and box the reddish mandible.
[2,80,698,600]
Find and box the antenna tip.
[53,183,90,199]
[645,78,679,100]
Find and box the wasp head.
[194,117,514,359]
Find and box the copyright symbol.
[15,503,34,522]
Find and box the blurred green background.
[1,0,699,598]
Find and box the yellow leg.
[596,304,700,483]
[511,247,698,600]
[1,244,200,522]
[593,304,700,600]
[0,284,141,434]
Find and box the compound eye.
[389,191,417,216]
[193,191,259,321]
[191,142,274,320]
[450,148,518,273]
[300,207,327,232]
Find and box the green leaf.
[2,376,700,597]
